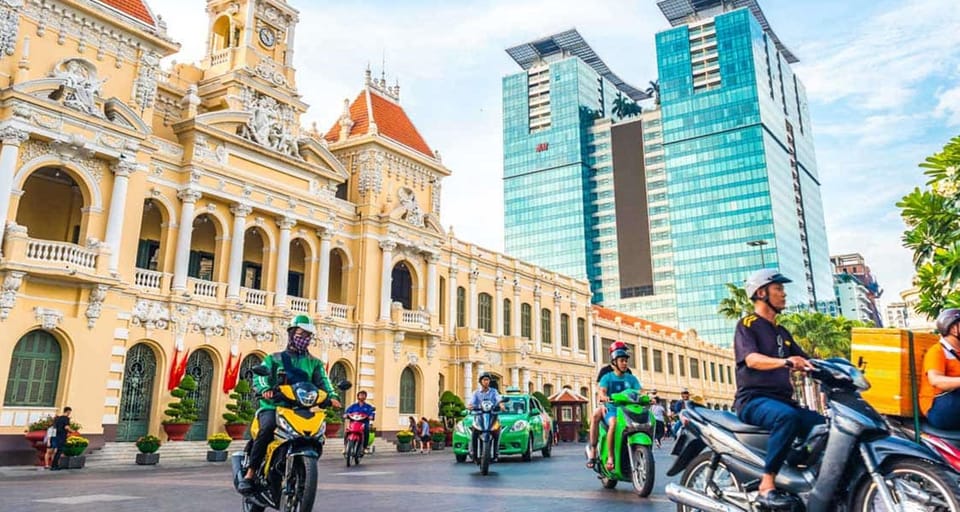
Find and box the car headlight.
[296,388,318,407]
[510,420,528,432]
[455,421,467,434]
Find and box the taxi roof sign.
[504,386,522,394]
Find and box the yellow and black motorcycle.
[232,366,350,512]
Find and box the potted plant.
[430,429,446,451]
[396,429,414,452]
[222,380,255,440]
[162,375,199,441]
[439,391,465,447]
[324,405,342,438]
[135,434,161,465]
[59,436,89,469]
[24,416,82,467]
[577,413,589,443]
[207,432,232,462]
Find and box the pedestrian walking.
[418,417,431,454]
[49,407,76,471]
[651,398,666,448]
[408,416,420,453]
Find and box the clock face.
[259,27,276,48]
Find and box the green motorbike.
[588,390,656,497]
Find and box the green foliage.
[777,312,871,360]
[532,391,551,414]
[438,390,466,430]
[163,375,199,424]
[26,415,81,432]
[578,410,589,435]
[324,405,342,425]
[396,429,414,442]
[222,380,255,425]
[207,432,232,451]
[898,135,960,318]
[611,91,642,120]
[718,282,754,320]
[136,434,161,454]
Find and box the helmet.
[287,314,316,334]
[744,269,792,300]
[936,308,960,335]
[609,341,628,353]
[611,348,630,361]
[478,372,493,384]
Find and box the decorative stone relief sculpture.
[132,51,160,110]
[84,285,108,329]
[129,299,171,332]
[243,315,274,345]
[389,186,424,228]
[393,331,404,361]
[191,307,225,342]
[238,92,301,159]
[407,352,419,366]
[50,58,107,117]
[34,307,63,331]
[319,325,355,352]
[250,59,290,88]
[0,1,21,57]
[170,304,191,351]
[0,271,25,320]
[426,335,439,362]
[356,150,384,196]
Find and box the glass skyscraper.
[654,0,834,343]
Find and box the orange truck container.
[850,328,938,418]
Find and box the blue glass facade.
[656,8,833,344]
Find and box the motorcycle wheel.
[522,435,533,462]
[851,459,960,512]
[601,476,618,489]
[242,498,265,512]
[455,453,467,463]
[345,439,356,467]
[630,444,655,497]
[352,440,362,466]
[481,440,491,476]
[279,457,318,512]
[677,452,741,512]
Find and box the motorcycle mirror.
[251,365,270,376]
[337,380,353,391]
[460,410,468,417]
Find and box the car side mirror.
[251,365,270,377]
[337,380,353,392]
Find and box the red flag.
[167,347,181,391]
[223,352,242,393]
[168,349,190,390]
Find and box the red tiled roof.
[593,305,682,338]
[96,0,155,27]
[325,88,434,158]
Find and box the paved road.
[0,442,683,512]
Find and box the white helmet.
[744,269,792,300]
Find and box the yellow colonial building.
[0,0,733,464]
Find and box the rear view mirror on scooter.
[337,380,353,392]
[251,365,270,376]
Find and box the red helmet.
[609,341,627,353]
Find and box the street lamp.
[746,240,768,267]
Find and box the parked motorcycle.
[665,358,960,512]
[588,390,656,497]
[469,399,504,475]
[343,409,375,467]
[231,365,351,512]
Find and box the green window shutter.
[399,367,417,414]
[4,331,61,407]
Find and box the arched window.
[4,330,62,406]
[541,309,552,344]
[577,318,586,351]
[503,299,511,336]
[521,303,532,338]
[390,262,413,310]
[543,383,554,396]
[399,367,417,414]
[560,313,570,347]
[329,361,351,403]
[456,286,466,328]
[478,293,493,333]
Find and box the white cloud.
[935,84,960,126]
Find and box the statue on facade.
[52,59,106,117]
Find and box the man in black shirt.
[50,406,76,470]
[735,269,824,510]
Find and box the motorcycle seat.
[921,423,960,443]
[698,409,769,434]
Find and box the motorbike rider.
[344,390,376,451]
[239,315,340,494]
[734,269,825,510]
[598,347,642,471]
[920,308,960,430]
[585,341,634,469]
[669,388,691,437]
[466,373,504,460]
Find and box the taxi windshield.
[503,397,527,415]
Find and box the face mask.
[288,330,312,354]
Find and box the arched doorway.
[136,199,164,272]
[188,214,218,282]
[328,250,346,304]
[391,262,413,310]
[399,366,417,415]
[117,343,158,441]
[288,238,308,299]
[184,350,214,441]
[238,354,263,440]
[329,361,352,404]
[241,227,267,291]
[4,330,62,407]
[16,167,86,243]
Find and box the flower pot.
[578,431,588,443]
[207,450,228,462]
[396,440,413,453]
[224,423,248,440]
[325,423,341,438]
[59,455,85,469]
[23,430,47,466]
[63,445,87,457]
[431,436,446,450]
[162,422,191,441]
[136,452,160,465]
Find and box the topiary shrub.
[163,375,199,424]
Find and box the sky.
[151,0,960,312]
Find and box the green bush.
[136,435,161,454]
[439,391,465,430]
[324,405,342,425]
[163,375,199,424]
[222,380,255,425]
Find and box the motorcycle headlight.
[276,415,294,439]
[510,420,528,432]
[296,388,318,407]
[492,420,500,432]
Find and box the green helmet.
[287,314,316,334]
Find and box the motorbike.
[665,358,960,512]
[343,409,375,467]
[231,365,351,512]
[888,415,960,475]
[588,389,656,497]
[469,398,505,475]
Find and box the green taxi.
[453,387,553,462]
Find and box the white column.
[0,128,28,253]
[553,292,562,355]
[284,21,296,66]
[379,240,396,321]
[494,278,504,337]
[226,203,252,299]
[104,159,136,272]
[316,230,332,313]
[476,363,486,379]
[533,286,542,350]
[171,188,202,291]
[274,217,295,306]
[510,367,520,388]
[513,280,521,337]
[447,260,458,336]
[522,368,531,393]
[426,253,438,316]
[536,373,543,392]
[587,308,596,367]
[468,268,478,330]
[556,374,562,390]
[463,361,473,399]
[242,0,256,45]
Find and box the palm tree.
[611,91,626,119]
[718,283,753,320]
[777,312,867,359]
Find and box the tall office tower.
[502,30,650,303]
[654,0,834,344]
[831,253,883,326]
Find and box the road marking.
[329,471,394,476]
[35,494,142,505]
[315,482,671,503]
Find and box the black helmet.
[478,372,493,384]
[936,308,960,336]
